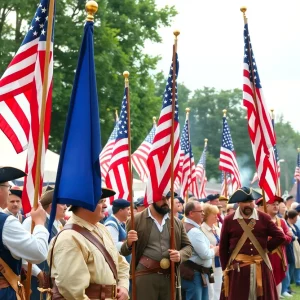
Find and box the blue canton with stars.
[22,0,53,46]
[198,145,207,168]
[145,124,156,143]
[271,119,279,163]
[116,88,128,139]
[244,24,262,89]
[221,117,235,152]
[162,53,179,122]
[108,119,120,141]
[181,119,193,158]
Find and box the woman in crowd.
[282,209,300,296]
[201,203,222,300]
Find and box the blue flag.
[49,21,101,236]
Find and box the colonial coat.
[219,210,285,300]
[120,208,193,299]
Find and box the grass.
[289,284,300,299]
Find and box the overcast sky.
[145,0,300,132]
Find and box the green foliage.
[0,0,177,152]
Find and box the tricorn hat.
[0,167,26,184]
[9,186,23,199]
[228,187,262,204]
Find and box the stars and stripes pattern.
[144,52,180,205]
[132,120,156,182]
[180,118,199,198]
[105,89,130,202]
[243,22,277,201]
[100,112,119,179]
[295,151,300,203]
[219,116,242,192]
[0,0,54,214]
[196,144,207,198]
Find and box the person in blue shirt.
[105,199,131,263]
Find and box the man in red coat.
[219,187,285,300]
[265,195,292,297]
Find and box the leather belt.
[52,280,117,299]
[224,254,263,297]
[0,276,10,289]
[135,256,170,277]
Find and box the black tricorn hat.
[228,187,262,204]
[9,186,23,198]
[69,187,116,212]
[206,194,220,201]
[0,167,26,184]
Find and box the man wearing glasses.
[180,201,218,300]
[0,166,49,299]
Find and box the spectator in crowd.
[285,196,295,210]
[3,187,24,223]
[201,203,222,300]
[283,209,300,296]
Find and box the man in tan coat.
[48,188,131,300]
[121,194,192,300]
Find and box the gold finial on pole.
[185,107,190,120]
[115,109,119,121]
[223,109,227,117]
[297,148,300,153]
[204,138,208,147]
[153,116,157,125]
[240,6,247,23]
[86,0,98,22]
[123,71,129,87]
[270,109,274,120]
[173,30,180,51]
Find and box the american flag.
[100,112,119,180]
[132,119,156,182]
[271,118,281,179]
[196,143,207,198]
[105,89,130,202]
[144,52,180,205]
[0,0,54,214]
[221,172,232,197]
[295,151,300,203]
[219,116,242,192]
[243,22,277,201]
[180,118,199,198]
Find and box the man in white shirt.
[22,188,67,299]
[3,186,24,223]
[0,166,49,299]
[181,201,218,300]
[105,199,130,261]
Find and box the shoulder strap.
[237,219,272,271]
[48,223,118,288]
[184,222,196,233]
[276,216,281,228]
[225,219,256,269]
[0,257,25,300]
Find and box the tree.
[0,0,177,152]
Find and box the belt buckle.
[160,258,170,269]
[112,284,117,299]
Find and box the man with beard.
[266,195,292,297]
[219,187,285,300]
[121,193,193,300]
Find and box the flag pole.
[199,139,208,195]
[123,71,136,300]
[170,29,180,300]
[240,6,268,212]
[222,110,228,198]
[25,0,55,298]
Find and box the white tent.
[0,131,59,183]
